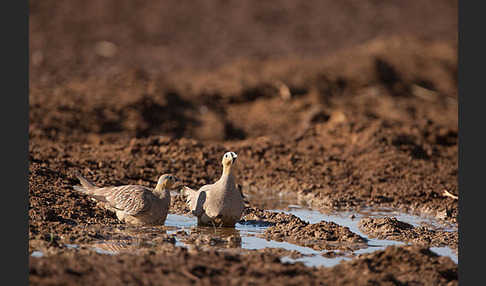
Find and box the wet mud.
[260,214,367,252]
[30,245,457,285]
[359,217,458,250]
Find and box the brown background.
[29,1,458,285]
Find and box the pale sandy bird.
[73,172,179,225]
[182,152,245,227]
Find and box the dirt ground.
[359,217,458,250]
[29,1,458,285]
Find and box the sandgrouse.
[73,172,179,225]
[182,152,245,227]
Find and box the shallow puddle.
[30,250,44,258]
[272,206,458,266]
[33,206,457,267]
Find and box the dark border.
[1,1,29,285]
[458,0,483,285]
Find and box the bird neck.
[154,184,170,199]
[222,164,233,177]
[220,165,235,187]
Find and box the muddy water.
[273,206,458,266]
[32,206,457,267]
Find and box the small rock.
[95,41,117,58]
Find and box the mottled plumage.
[182,152,245,227]
[73,172,179,225]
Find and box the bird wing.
[182,186,206,217]
[236,184,244,199]
[198,183,225,217]
[198,183,214,193]
[236,184,250,206]
[91,185,153,216]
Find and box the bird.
[73,172,179,225]
[181,151,245,227]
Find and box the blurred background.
[29,0,457,143]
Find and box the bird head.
[222,151,238,167]
[157,174,180,189]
